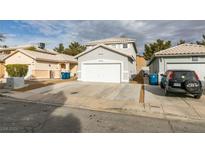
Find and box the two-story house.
[75,37,137,83]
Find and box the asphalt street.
[1,97,205,133]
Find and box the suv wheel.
[194,94,202,99]
[160,82,165,89]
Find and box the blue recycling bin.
[149,73,158,85]
[64,72,70,79]
[61,72,71,79]
[61,72,65,79]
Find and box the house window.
[123,43,128,48]
[192,56,198,61]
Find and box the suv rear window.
[173,71,197,80]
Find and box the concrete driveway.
[144,84,205,120]
[7,81,142,112]
[47,82,140,102]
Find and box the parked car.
[160,70,203,99]
[160,70,172,89]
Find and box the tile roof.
[0,44,76,63]
[0,54,9,62]
[4,49,77,63]
[0,45,34,52]
[55,54,77,63]
[75,44,134,59]
[85,37,135,46]
[155,43,205,56]
[147,43,205,66]
[0,45,58,55]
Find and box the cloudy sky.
[0,20,205,54]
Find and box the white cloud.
[18,21,68,36]
[2,20,205,52]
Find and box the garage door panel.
[166,63,205,81]
[82,63,121,83]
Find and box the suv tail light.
[168,71,174,80]
[194,71,199,80]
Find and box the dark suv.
[160,70,203,99]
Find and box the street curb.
[1,95,205,123]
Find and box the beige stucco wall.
[32,70,50,79]
[70,64,77,76]
[0,63,5,78]
[32,70,61,79]
[5,52,35,65]
[136,56,146,73]
[31,61,63,79]
[35,61,60,70]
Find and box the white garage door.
[82,63,121,83]
[166,63,205,81]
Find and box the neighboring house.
[148,43,205,86]
[136,55,147,73]
[0,55,7,78]
[0,46,21,79]
[75,37,137,83]
[0,46,14,78]
[0,44,77,79]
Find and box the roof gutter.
[36,58,77,63]
[155,53,205,57]
[132,42,138,54]
[147,53,205,66]
[85,40,135,46]
[75,44,133,59]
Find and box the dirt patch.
[131,73,145,104]
[14,78,77,92]
[130,71,149,85]
[131,75,144,84]
[139,84,145,103]
[135,74,144,84]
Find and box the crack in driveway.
[180,98,201,119]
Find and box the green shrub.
[6,64,28,77]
